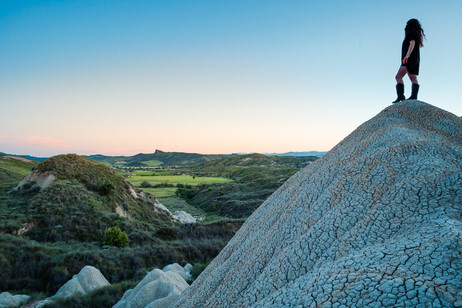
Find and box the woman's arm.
[403,40,416,64]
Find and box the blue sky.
[1,0,461,156]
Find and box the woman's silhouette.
[393,19,425,103]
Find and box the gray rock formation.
[35,266,110,307]
[172,211,197,224]
[54,265,110,298]
[0,292,30,308]
[162,263,193,281]
[14,171,56,191]
[183,263,193,280]
[113,268,189,308]
[175,101,462,307]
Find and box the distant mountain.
[264,151,327,157]
[86,149,231,167]
[0,152,48,162]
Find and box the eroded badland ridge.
[176,101,462,307]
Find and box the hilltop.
[176,101,462,307]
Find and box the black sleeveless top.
[401,30,420,75]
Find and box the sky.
[1,0,462,157]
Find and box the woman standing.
[393,19,425,103]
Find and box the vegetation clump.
[155,227,179,241]
[99,180,115,195]
[190,262,208,280]
[103,223,129,247]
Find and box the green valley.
[0,151,317,306]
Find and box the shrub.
[103,225,129,247]
[155,227,178,241]
[140,181,152,188]
[99,180,115,195]
[191,262,209,280]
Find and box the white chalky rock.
[183,263,193,280]
[14,171,56,191]
[53,265,110,298]
[113,269,189,308]
[163,263,188,281]
[0,292,30,307]
[172,211,197,224]
[175,101,462,307]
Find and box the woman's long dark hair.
[405,18,425,47]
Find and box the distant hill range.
[86,149,229,167]
[0,152,47,162]
[0,149,325,167]
[264,151,326,157]
[87,150,325,167]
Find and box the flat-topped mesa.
[175,101,462,307]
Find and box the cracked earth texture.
[175,101,462,307]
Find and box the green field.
[128,170,174,176]
[137,160,163,167]
[137,187,178,198]
[128,175,232,186]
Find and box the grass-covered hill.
[1,154,239,296]
[177,154,317,218]
[5,154,173,243]
[194,153,313,169]
[0,154,38,188]
[87,149,229,167]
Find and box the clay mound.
[175,101,462,307]
[0,292,30,307]
[53,265,110,298]
[113,268,189,308]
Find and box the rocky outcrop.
[113,267,189,308]
[14,171,56,191]
[0,292,30,308]
[172,211,197,224]
[35,266,110,307]
[53,265,110,298]
[162,263,193,281]
[175,101,462,307]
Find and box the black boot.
[408,83,420,100]
[392,83,405,104]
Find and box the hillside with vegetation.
[177,153,317,217]
[0,154,38,188]
[87,149,229,167]
[0,152,316,306]
[0,154,240,300]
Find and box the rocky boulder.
[172,211,196,224]
[54,265,110,298]
[14,171,56,191]
[35,266,110,307]
[113,267,189,308]
[175,101,462,307]
[0,292,30,308]
[162,263,193,281]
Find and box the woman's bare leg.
[408,73,418,84]
[395,66,408,84]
